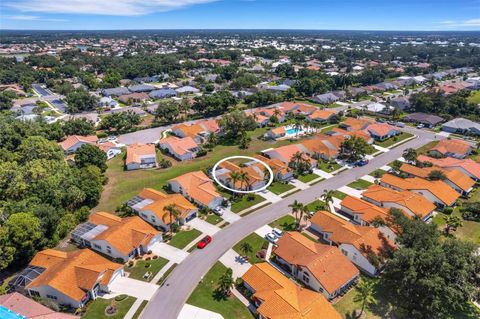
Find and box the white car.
[272,228,284,238]
[265,233,278,244]
[213,207,223,216]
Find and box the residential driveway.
[258,190,282,203]
[254,225,273,238]
[187,218,220,235]
[361,174,376,183]
[313,168,333,179]
[373,144,390,153]
[338,185,364,198]
[219,207,241,223]
[178,304,224,319]
[140,129,439,319]
[149,242,189,263]
[106,277,158,300]
[219,249,252,279]
[289,179,309,190]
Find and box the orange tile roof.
[242,263,342,319]
[126,143,156,165]
[380,174,460,206]
[159,136,198,156]
[430,139,472,157]
[308,109,335,121]
[58,135,98,151]
[139,189,196,224]
[254,155,291,176]
[271,127,286,135]
[97,141,117,153]
[171,123,204,138]
[168,171,221,206]
[267,144,315,165]
[340,196,389,223]
[218,160,264,189]
[340,117,374,131]
[273,232,359,295]
[366,123,399,137]
[417,155,480,180]
[400,163,475,192]
[310,211,395,256]
[28,249,122,302]
[300,134,344,158]
[88,212,159,255]
[362,184,435,219]
[197,119,220,133]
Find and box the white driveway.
[255,224,273,238]
[360,174,376,183]
[373,144,390,153]
[219,207,241,224]
[219,249,252,279]
[258,190,282,203]
[187,218,220,235]
[338,185,363,198]
[149,242,189,263]
[289,179,309,190]
[313,168,333,179]
[106,277,158,300]
[178,304,224,319]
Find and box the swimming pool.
[286,128,302,135]
[0,306,27,319]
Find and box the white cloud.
[440,19,480,27]
[7,0,218,16]
[7,14,67,22]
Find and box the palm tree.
[165,204,181,235]
[239,242,253,260]
[228,171,241,194]
[321,190,335,213]
[297,205,309,230]
[238,171,249,191]
[443,215,463,235]
[391,107,401,121]
[289,151,304,173]
[353,279,376,317]
[403,148,417,164]
[288,200,303,226]
[217,268,234,297]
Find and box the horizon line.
[1,28,480,32]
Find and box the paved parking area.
[219,249,252,279]
[178,304,224,319]
[187,218,220,235]
[255,224,273,238]
[106,277,158,300]
[149,242,189,263]
[219,207,241,223]
[313,168,334,179]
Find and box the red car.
[197,235,212,249]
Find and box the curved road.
[141,128,438,319]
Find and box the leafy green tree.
[193,90,236,115]
[427,170,447,181]
[403,148,417,164]
[100,111,141,133]
[353,279,377,317]
[17,136,64,164]
[0,93,13,110]
[218,110,256,139]
[217,268,234,297]
[74,144,107,172]
[65,89,99,113]
[5,212,42,265]
[443,215,463,236]
[339,136,369,163]
[154,101,180,123]
[62,118,95,136]
[0,226,15,270]
[55,213,78,239]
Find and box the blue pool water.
[286,128,301,135]
[0,306,27,319]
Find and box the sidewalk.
[124,298,145,319]
[187,218,220,235]
[150,260,176,283]
[149,242,189,263]
[313,168,334,180]
[259,190,282,203]
[289,179,309,190]
[360,174,376,183]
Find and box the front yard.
[205,213,223,225]
[233,233,269,264]
[297,173,320,183]
[230,194,266,213]
[347,179,373,190]
[332,190,348,200]
[126,257,169,282]
[374,132,414,148]
[187,262,254,319]
[269,214,296,231]
[168,228,202,249]
[83,296,137,319]
[267,181,295,195]
[317,160,342,173]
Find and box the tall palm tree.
[288,200,303,226]
[238,171,249,191]
[239,242,253,260]
[217,268,234,297]
[353,279,376,317]
[228,171,241,196]
[165,204,181,235]
[290,151,304,171]
[297,205,309,231]
[403,148,417,164]
[443,215,463,236]
[321,190,335,213]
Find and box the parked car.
[416,124,424,129]
[396,122,405,128]
[213,207,223,216]
[265,233,278,244]
[354,159,369,167]
[197,235,212,249]
[272,228,284,238]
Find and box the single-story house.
[128,188,198,230]
[149,88,177,99]
[126,143,157,170]
[263,144,317,169]
[365,102,393,114]
[417,155,480,181]
[158,136,200,161]
[366,123,401,140]
[389,97,410,110]
[273,232,359,300]
[11,249,123,308]
[71,211,162,262]
[175,86,200,94]
[214,160,266,191]
[309,210,395,276]
[242,263,342,319]
[307,109,336,122]
[98,96,118,108]
[441,118,480,136]
[102,87,130,97]
[128,84,155,93]
[58,135,98,153]
[10,103,37,115]
[264,127,286,140]
[429,139,473,159]
[118,92,150,104]
[403,112,444,128]
[312,92,339,105]
[254,155,293,181]
[300,134,344,160]
[168,171,224,209]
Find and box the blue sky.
[1,0,479,30]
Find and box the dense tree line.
[0,115,106,271]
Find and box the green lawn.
[374,132,414,148]
[347,179,373,190]
[369,169,387,178]
[205,214,223,225]
[157,263,178,285]
[169,228,202,249]
[132,300,148,319]
[126,257,169,282]
[297,173,320,183]
[83,297,137,319]
[269,214,296,231]
[187,262,255,319]
[416,140,439,155]
[230,194,266,213]
[467,90,480,105]
[332,190,348,200]
[233,233,268,264]
[95,126,296,212]
[305,199,327,212]
[267,181,295,195]
[317,160,342,173]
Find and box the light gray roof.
[128,84,156,93]
[442,118,480,130]
[176,86,200,93]
[102,87,130,96]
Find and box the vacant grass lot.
[267,181,295,195]
[233,233,268,264]
[127,257,169,282]
[95,127,295,212]
[187,262,254,319]
[269,214,296,231]
[347,179,373,190]
[374,132,414,148]
[297,173,320,183]
[169,228,202,249]
[83,297,137,319]
[467,90,480,104]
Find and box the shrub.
[443,207,454,214]
[97,132,108,138]
[152,255,158,259]
[114,294,128,302]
